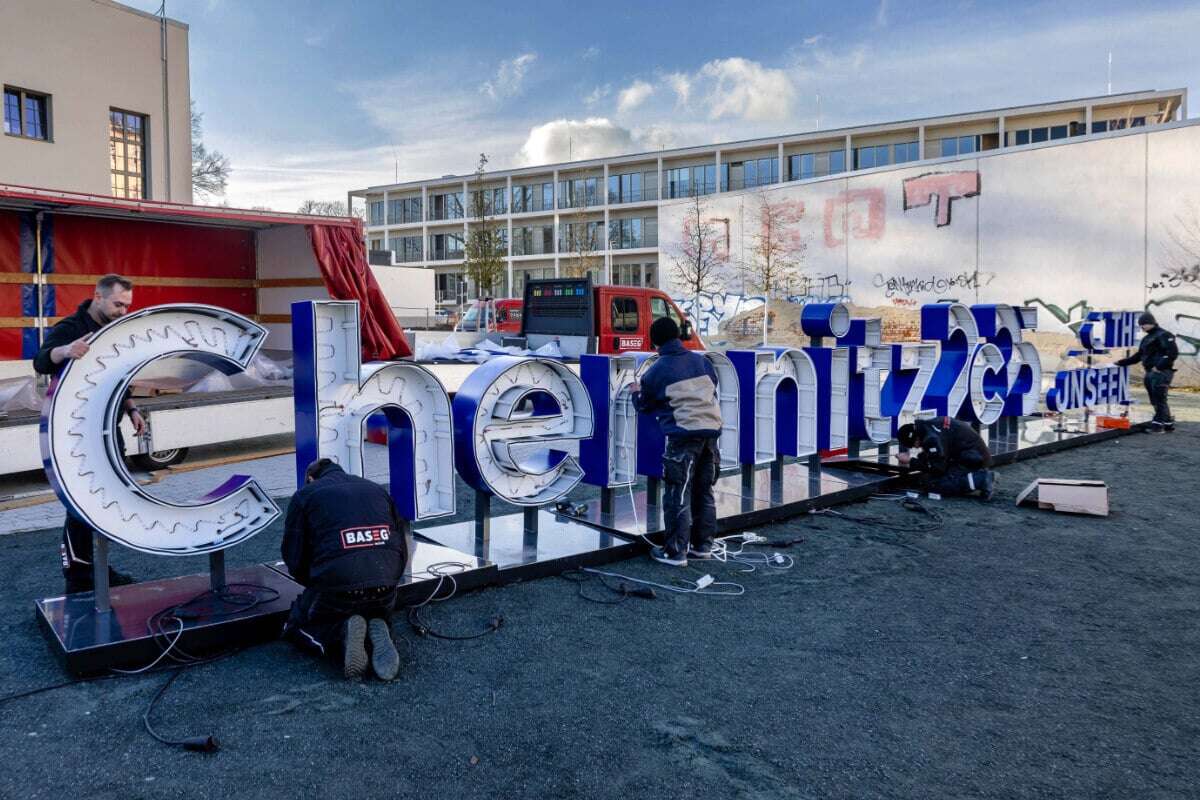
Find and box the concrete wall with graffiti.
[658,120,1200,385]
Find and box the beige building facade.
[0,0,192,202]
[350,88,1185,308]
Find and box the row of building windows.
[369,112,1165,227]
[384,216,659,263]
[6,85,147,200]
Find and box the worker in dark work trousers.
[282,459,409,680]
[629,317,722,567]
[1116,312,1179,432]
[897,416,996,500]
[33,274,145,594]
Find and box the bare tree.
[191,101,230,201]
[463,153,507,303]
[667,193,726,326]
[745,190,806,345]
[560,172,603,280]
[297,199,349,216]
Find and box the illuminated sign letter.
[41,305,279,555]
[292,301,455,521]
[453,356,593,505]
[729,348,818,464]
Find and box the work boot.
[649,545,687,567]
[368,618,400,681]
[688,542,715,560]
[976,470,996,501]
[1149,421,1165,433]
[343,615,369,680]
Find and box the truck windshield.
[460,304,481,330]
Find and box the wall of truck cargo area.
[657,121,1200,386]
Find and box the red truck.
[460,278,702,356]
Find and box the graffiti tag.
[873,270,995,299]
[902,171,981,227]
[823,189,885,248]
[786,272,852,304]
[1147,264,1200,291]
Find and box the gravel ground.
[0,424,1197,799]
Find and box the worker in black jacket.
[630,316,722,567]
[33,274,145,593]
[897,415,996,500]
[282,459,409,680]
[1116,312,1178,432]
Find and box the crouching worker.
[630,317,722,567]
[282,459,409,680]
[897,416,996,500]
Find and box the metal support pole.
[209,550,226,592]
[740,463,754,494]
[807,452,822,495]
[877,441,891,463]
[770,457,784,504]
[600,487,614,517]
[397,518,414,579]
[92,533,111,614]
[523,506,538,537]
[474,490,491,560]
[847,440,860,459]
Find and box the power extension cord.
[696,574,714,589]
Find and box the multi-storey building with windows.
[349,89,1185,308]
[1,0,192,202]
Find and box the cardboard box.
[1016,479,1109,516]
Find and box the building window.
[722,157,779,191]
[109,109,147,199]
[939,135,981,158]
[892,141,920,164]
[369,238,383,251]
[388,197,422,224]
[608,170,658,203]
[369,201,385,226]
[390,235,423,263]
[4,86,50,141]
[786,149,846,181]
[1049,124,1069,140]
[512,182,554,213]
[430,191,464,221]
[512,224,555,256]
[428,232,464,260]
[557,177,600,209]
[853,144,891,170]
[665,165,716,199]
[608,217,657,250]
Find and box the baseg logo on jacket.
[634,340,722,438]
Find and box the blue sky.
[121,0,1199,212]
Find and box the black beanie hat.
[1138,311,1156,326]
[649,316,680,347]
[897,424,917,449]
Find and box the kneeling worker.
[897,416,996,500]
[282,459,408,680]
[630,317,722,567]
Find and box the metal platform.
[417,508,642,582]
[35,563,302,675]
[265,539,497,604]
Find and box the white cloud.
[584,84,611,106]
[803,34,825,46]
[481,52,538,100]
[517,118,637,165]
[617,80,655,114]
[875,0,889,27]
[582,45,600,60]
[665,72,692,106]
[699,58,795,122]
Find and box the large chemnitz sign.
[41,300,1135,554]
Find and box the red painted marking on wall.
[902,171,981,227]
[823,189,885,248]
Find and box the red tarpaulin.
[307,223,411,360]
[51,214,256,315]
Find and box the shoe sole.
[650,553,687,567]
[687,551,714,560]
[368,618,400,681]
[344,615,368,679]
